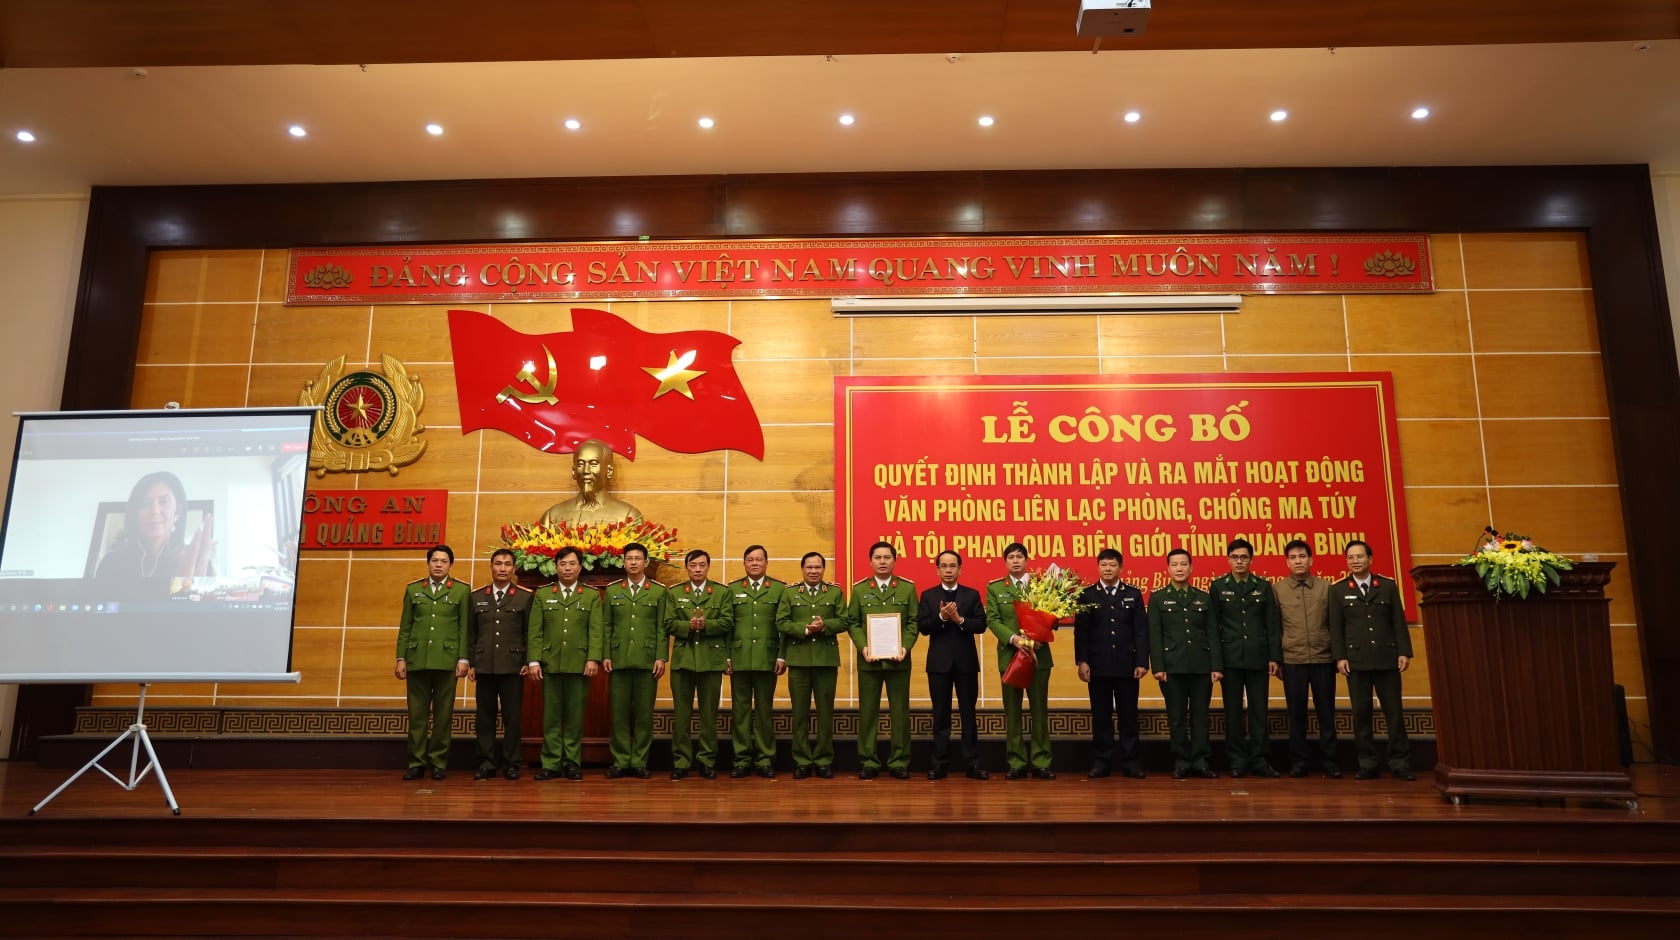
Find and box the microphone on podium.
[1471,525,1498,555]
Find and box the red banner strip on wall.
[287,235,1432,304]
[301,489,449,550]
[833,374,1413,604]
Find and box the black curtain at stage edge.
[16,165,1678,762]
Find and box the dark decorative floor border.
[73,706,1436,739]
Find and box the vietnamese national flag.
[447,308,764,459]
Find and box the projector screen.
[0,408,315,682]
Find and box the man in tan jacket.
[1273,539,1340,778]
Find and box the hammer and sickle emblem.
[496,344,560,405]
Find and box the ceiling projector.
[1076,0,1151,37]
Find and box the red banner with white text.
[287,234,1432,304]
[834,374,1412,605]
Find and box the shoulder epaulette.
[766,575,786,585]
[988,576,1010,585]
[408,577,427,585]
[514,584,533,593]
[605,578,626,587]
[853,577,873,587]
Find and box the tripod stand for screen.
[30,682,178,815]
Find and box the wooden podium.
[1412,562,1636,808]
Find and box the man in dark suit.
[917,550,989,780]
[468,548,534,780]
[1328,539,1415,781]
[1074,547,1149,779]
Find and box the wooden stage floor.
[3,760,1675,823]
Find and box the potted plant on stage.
[496,516,682,582]
[1003,564,1094,688]
[1454,531,1574,599]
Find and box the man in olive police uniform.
[601,542,670,778]
[1149,548,1223,779]
[395,544,470,781]
[986,542,1055,779]
[525,545,603,781]
[776,551,847,778]
[846,540,919,779]
[667,548,732,779]
[1074,547,1149,779]
[1328,540,1415,781]
[469,548,534,780]
[1210,538,1283,778]
[727,545,786,777]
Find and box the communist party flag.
[447,308,764,459]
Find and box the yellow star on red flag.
[643,349,706,400]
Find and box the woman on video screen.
[95,471,214,580]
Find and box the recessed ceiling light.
[425,123,444,136]
[1269,110,1288,122]
[838,113,855,126]
[1123,111,1141,124]
[1411,107,1431,120]
[15,130,36,143]
[288,125,307,138]
[697,117,715,129]
[564,118,581,131]
[978,115,995,127]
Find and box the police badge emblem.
[298,354,427,476]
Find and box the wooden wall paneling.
[136,303,258,364]
[1344,293,1472,354]
[1467,291,1600,353]
[1222,295,1348,355]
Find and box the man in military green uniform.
[1210,538,1282,778]
[726,544,787,778]
[986,542,1056,780]
[667,548,732,780]
[776,551,847,778]
[525,546,603,781]
[845,540,919,779]
[1149,548,1223,779]
[394,544,470,781]
[468,548,534,780]
[601,542,670,778]
[1329,539,1415,781]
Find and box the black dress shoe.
[1005,768,1028,780]
[534,768,562,781]
[503,766,520,781]
[966,768,990,780]
[858,767,879,780]
[632,767,651,779]
[1122,766,1146,780]
[671,768,689,780]
[1354,767,1379,780]
[604,766,627,779]
[1171,767,1189,780]
[1088,766,1111,779]
[1252,765,1280,779]
[729,765,750,779]
[564,764,583,781]
[431,768,448,781]
[792,766,812,779]
[1288,764,1310,778]
[473,768,497,781]
[1229,768,1247,779]
[1392,768,1416,781]
[756,766,776,779]
[1030,768,1056,780]
[1191,767,1218,779]
[1323,764,1344,779]
[927,768,948,780]
[402,767,424,781]
[698,765,717,780]
[814,765,833,779]
[888,767,911,780]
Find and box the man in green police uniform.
[1329,539,1415,781]
[667,548,732,780]
[468,548,535,781]
[395,544,470,781]
[986,542,1055,780]
[776,551,847,779]
[601,542,670,778]
[1210,538,1282,778]
[525,546,603,781]
[727,545,786,778]
[1149,548,1223,780]
[846,540,919,779]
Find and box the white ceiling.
[1,39,1677,196]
